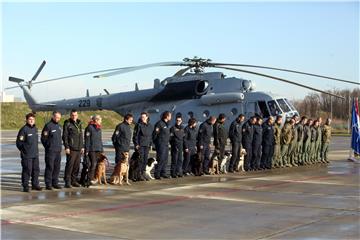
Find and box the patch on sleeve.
[115,130,119,135]
[155,128,160,132]
[86,132,90,136]
[43,131,48,136]
[19,135,24,141]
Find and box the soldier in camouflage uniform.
[310,120,319,164]
[321,118,332,163]
[297,116,307,165]
[280,118,294,167]
[303,119,312,165]
[315,117,323,163]
[288,116,299,167]
[272,115,283,168]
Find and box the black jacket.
[184,126,197,150]
[16,124,39,158]
[85,123,103,152]
[62,118,84,151]
[170,124,185,147]
[197,120,213,146]
[112,122,132,152]
[242,121,254,147]
[133,121,153,147]
[229,119,243,143]
[213,121,227,147]
[41,119,62,152]
[152,120,170,146]
[252,124,263,147]
[262,122,274,146]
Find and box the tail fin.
[20,85,38,109]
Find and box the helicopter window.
[277,99,291,112]
[284,98,295,111]
[188,111,194,118]
[257,101,270,118]
[267,100,282,115]
[203,110,210,118]
[231,108,238,116]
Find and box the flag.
[351,97,360,154]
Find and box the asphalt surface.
[1,130,359,240]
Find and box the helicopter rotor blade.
[93,61,184,78]
[215,66,345,99]
[212,63,359,85]
[31,60,46,81]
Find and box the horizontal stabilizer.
[9,77,25,83]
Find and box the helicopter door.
[245,102,256,118]
[257,101,270,118]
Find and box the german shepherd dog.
[110,152,130,185]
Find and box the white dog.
[144,157,158,180]
[220,152,232,174]
[236,149,247,172]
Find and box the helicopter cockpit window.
[203,110,210,118]
[257,101,270,118]
[277,99,291,112]
[267,100,282,116]
[284,98,295,111]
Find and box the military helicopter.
[6,57,358,128]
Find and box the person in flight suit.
[213,114,227,167]
[41,111,63,190]
[288,115,299,167]
[152,111,172,180]
[280,118,294,168]
[133,112,153,179]
[296,116,307,166]
[242,116,256,171]
[183,118,197,176]
[310,120,319,164]
[252,116,263,170]
[273,115,283,168]
[261,116,275,169]
[170,115,185,178]
[16,113,42,192]
[83,115,104,183]
[197,116,217,175]
[112,113,133,164]
[62,109,84,188]
[228,114,245,172]
[315,117,323,163]
[321,118,332,164]
[303,119,313,165]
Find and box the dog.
[94,153,108,185]
[128,151,141,181]
[192,152,203,176]
[209,151,220,175]
[220,151,232,174]
[236,148,247,172]
[143,157,158,180]
[110,152,130,185]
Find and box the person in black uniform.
[83,115,103,183]
[242,116,256,171]
[112,113,134,164]
[152,111,172,180]
[261,116,275,169]
[252,116,263,170]
[228,114,245,172]
[133,112,153,179]
[41,111,63,190]
[16,113,42,192]
[197,116,216,175]
[183,118,197,176]
[170,115,185,178]
[62,109,84,188]
[213,113,227,167]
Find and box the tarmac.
[1,130,359,240]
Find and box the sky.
[1,1,359,102]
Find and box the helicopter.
[6,57,359,128]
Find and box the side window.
[258,101,270,118]
[268,100,282,116]
[277,99,291,112]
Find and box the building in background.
[0,91,23,102]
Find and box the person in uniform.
[273,115,283,168]
[197,116,216,175]
[41,111,63,190]
[252,116,263,170]
[62,109,84,188]
[242,116,256,171]
[315,117,323,163]
[303,119,313,165]
[310,120,319,164]
[183,118,197,176]
[321,118,332,163]
[112,113,133,164]
[170,115,185,178]
[228,114,245,172]
[296,116,307,166]
[261,116,274,169]
[133,112,153,179]
[16,113,42,192]
[213,114,227,168]
[152,111,172,180]
[280,118,294,168]
[83,115,103,183]
[288,115,299,167]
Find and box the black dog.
[192,152,203,176]
[128,151,142,182]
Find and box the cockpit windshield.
[284,98,295,111]
[267,100,282,115]
[277,99,291,112]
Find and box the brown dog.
[95,153,108,185]
[110,152,130,185]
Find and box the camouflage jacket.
[322,124,332,144]
[280,122,292,145]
